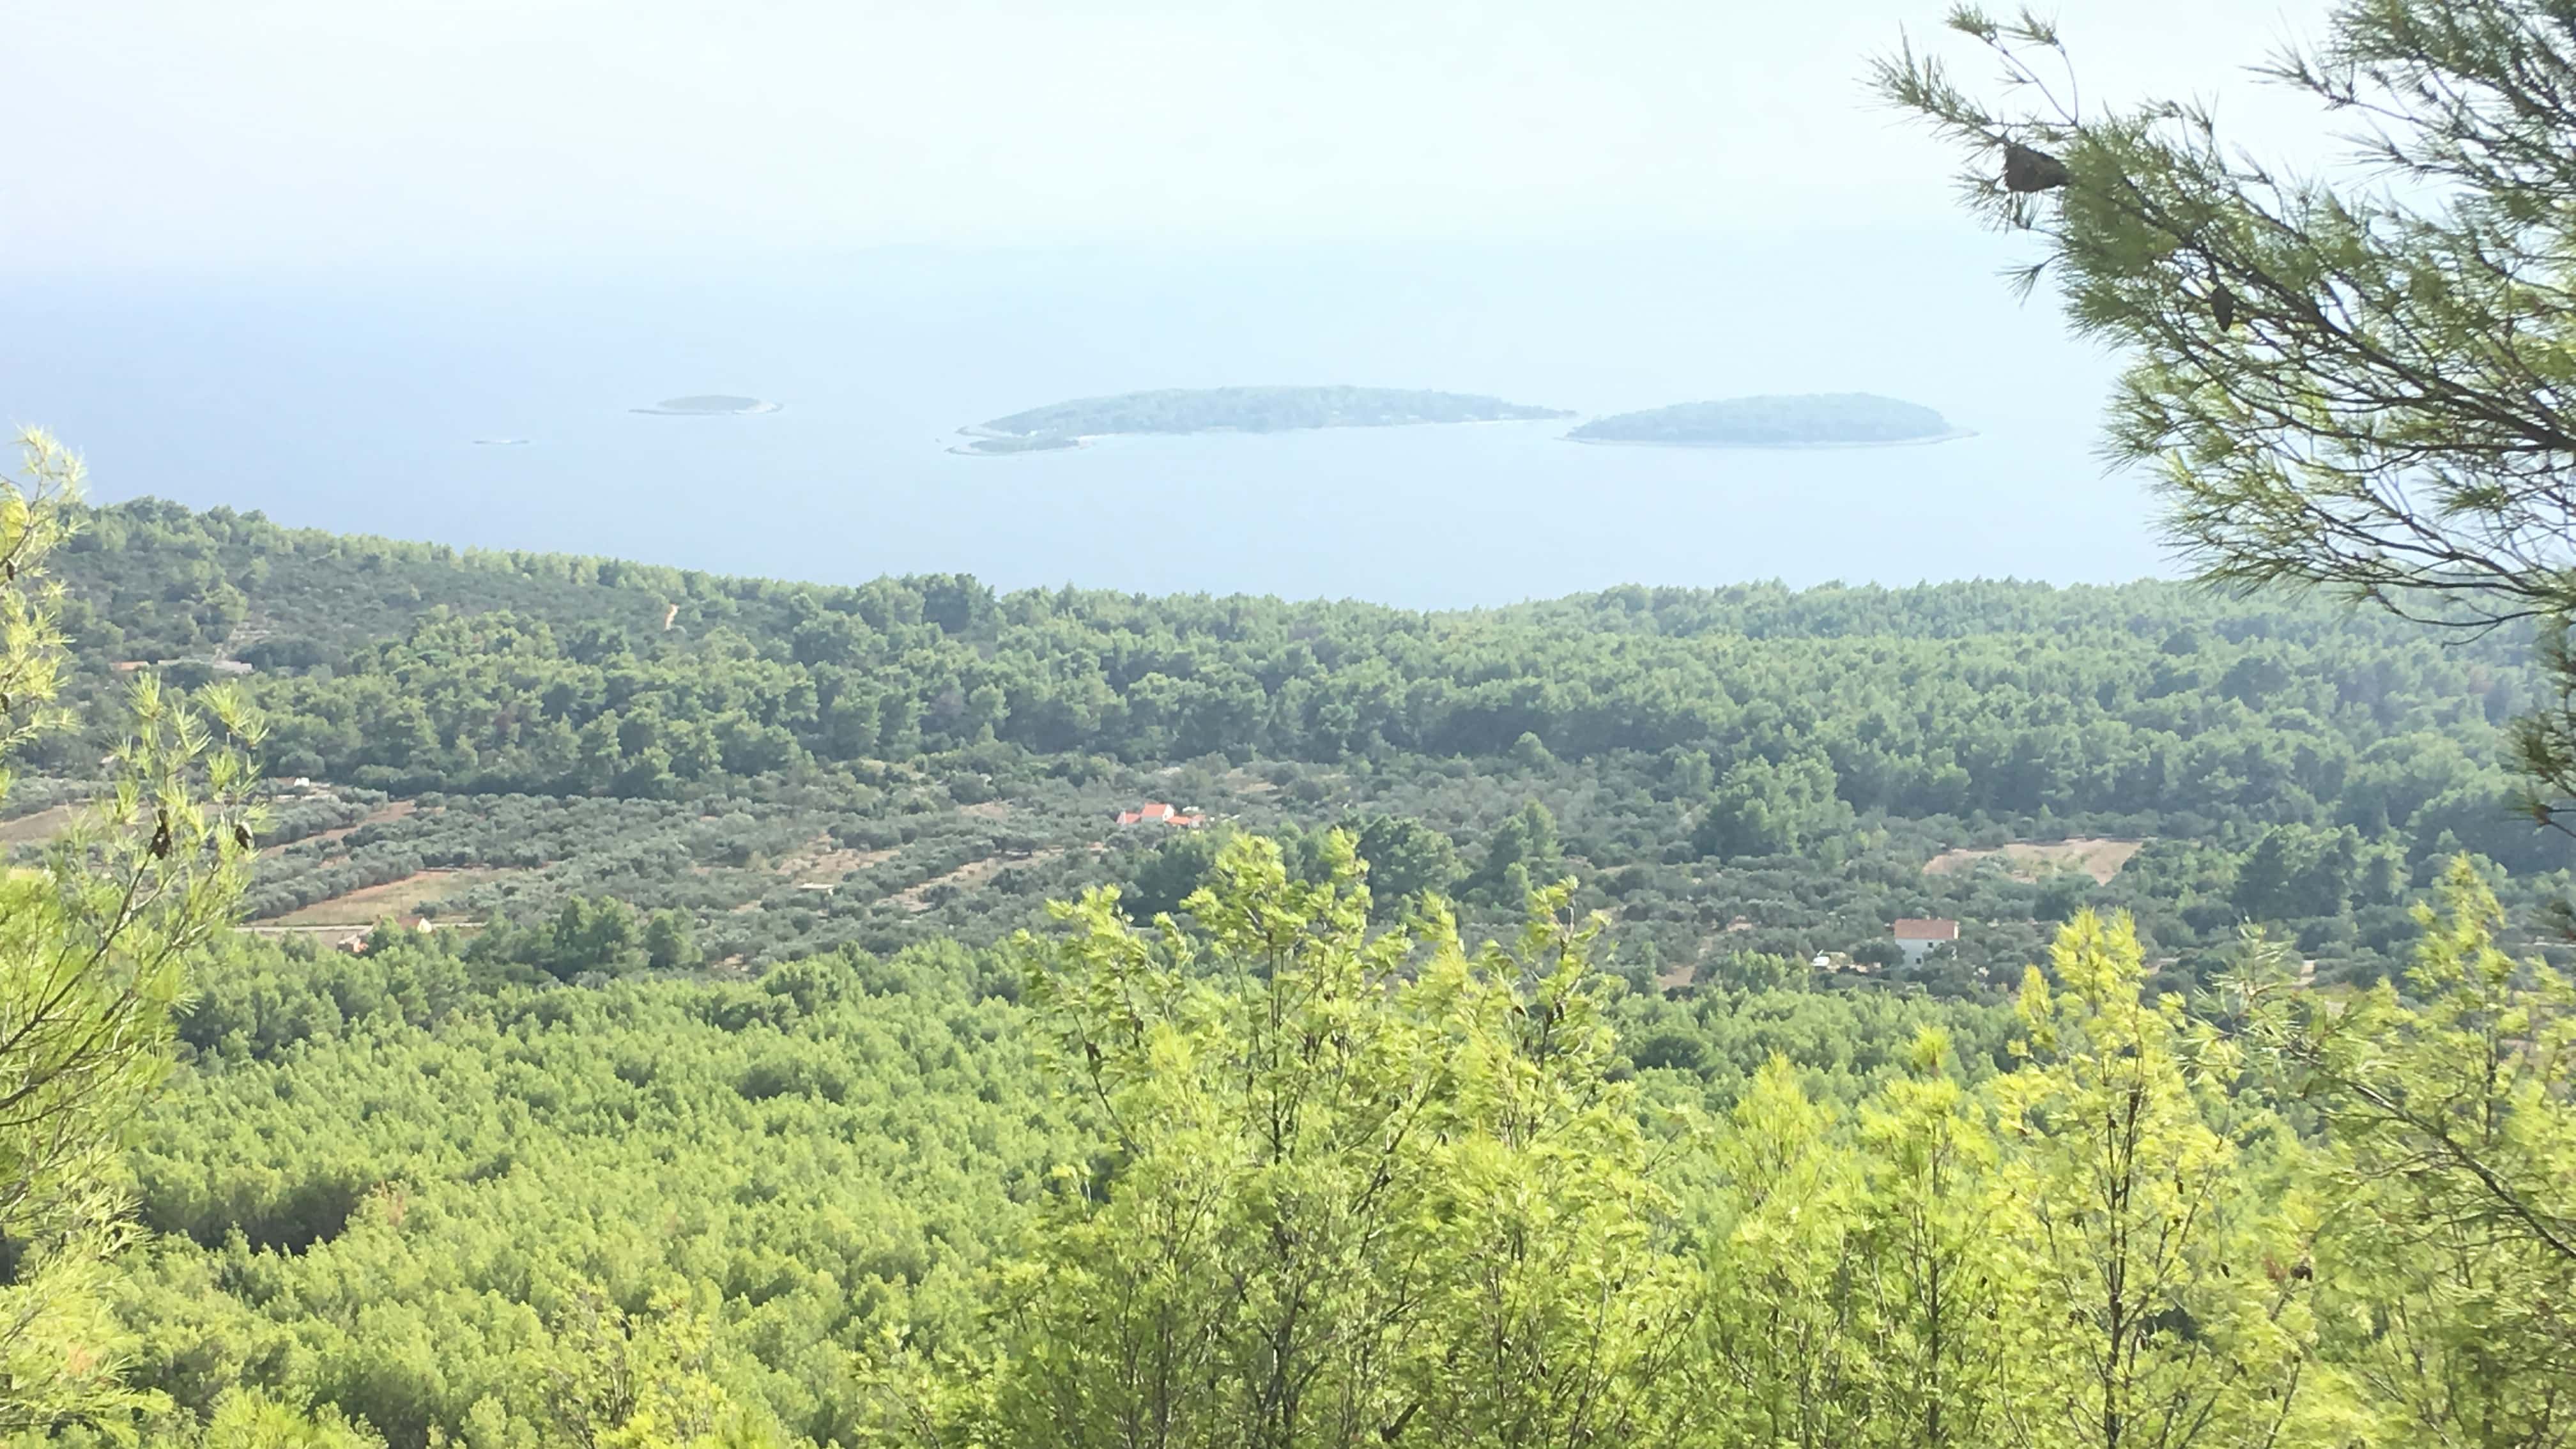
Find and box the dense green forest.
[24,496,2563,991]
[1569,393,1961,447]
[3,497,2568,1447]
[963,385,1572,449]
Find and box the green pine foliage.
[4,460,2569,1444]
[90,930,1073,1449]
[0,433,268,1436]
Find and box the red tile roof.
[1117,801,1205,827]
[1892,917,1960,940]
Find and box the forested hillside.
[22,498,2563,990]
[6,495,2570,1448]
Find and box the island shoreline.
[1561,427,1979,451]
[952,415,1575,456]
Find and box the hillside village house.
[1116,801,1205,827]
[1891,917,1960,965]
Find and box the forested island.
[632,394,783,416]
[1570,392,1966,447]
[954,385,1572,454]
[946,431,1079,456]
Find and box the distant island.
[951,433,1082,456]
[1568,393,1969,448]
[954,385,1572,455]
[632,395,783,417]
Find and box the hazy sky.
[14,0,2338,271]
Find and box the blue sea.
[1,234,2157,608]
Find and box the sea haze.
[1,235,2154,608]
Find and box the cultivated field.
[0,805,80,845]
[1922,836,2145,885]
[265,867,528,926]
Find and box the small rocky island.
[632,395,783,417]
[954,385,1571,454]
[1568,393,1968,448]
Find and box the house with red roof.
[1116,801,1205,827]
[1891,917,1960,965]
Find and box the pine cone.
[2003,142,2069,193]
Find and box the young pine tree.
[0,429,264,1431]
[2230,860,2576,1449]
[1994,911,2335,1449]
[897,833,1696,1449]
[1694,1057,1865,1449]
[1847,1027,2012,1449]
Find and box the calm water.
[1,236,2158,608]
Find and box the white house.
[1891,917,1960,965]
